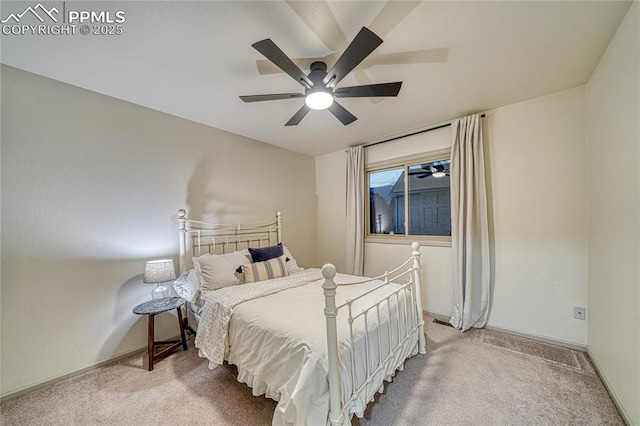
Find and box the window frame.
[365,148,452,247]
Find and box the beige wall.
[364,243,454,317]
[316,86,589,347]
[315,150,347,272]
[484,86,588,346]
[0,66,316,398]
[586,3,639,424]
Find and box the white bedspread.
[195,269,322,368]
[195,269,419,426]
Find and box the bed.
[174,209,426,425]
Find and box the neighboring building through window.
[368,158,451,242]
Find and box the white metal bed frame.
[178,208,282,272]
[177,209,426,425]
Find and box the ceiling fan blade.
[328,101,357,126]
[335,82,402,98]
[285,105,311,126]
[353,70,383,104]
[324,27,382,87]
[408,169,432,175]
[252,39,313,87]
[408,171,432,179]
[240,93,304,103]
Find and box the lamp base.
[151,283,171,306]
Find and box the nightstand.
[133,297,188,371]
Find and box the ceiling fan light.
[305,91,334,110]
[433,171,446,178]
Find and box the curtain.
[450,114,491,331]
[346,146,364,275]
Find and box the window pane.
[369,168,404,235]
[407,160,451,236]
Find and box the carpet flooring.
[0,318,624,425]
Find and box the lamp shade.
[143,259,177,284]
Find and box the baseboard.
[424,311,588,352]
[424,311,452,323]
[586,349,633,426]
[0,346,147,403]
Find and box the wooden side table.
[133,297,188,371]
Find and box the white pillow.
[173,270,201,303]
[283,244,301,274]
[193,249,251,291]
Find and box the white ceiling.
[1,1,631,157]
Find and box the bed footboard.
[322,242,426,425]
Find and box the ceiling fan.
[256,1,449,104]
[408,162,450,178]
[239,27,402,126]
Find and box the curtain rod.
[363,113,486,149]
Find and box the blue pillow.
[249,243,284,262]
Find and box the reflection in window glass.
[369,168,403,234]
[368,160,452,237]
[407,160,451,236]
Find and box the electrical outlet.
[573,306,586,320]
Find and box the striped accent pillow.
[242,255,289,283]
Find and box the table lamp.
[143,259,176,303]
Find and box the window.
[367,155,451,244]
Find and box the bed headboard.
[177,209,282,273]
